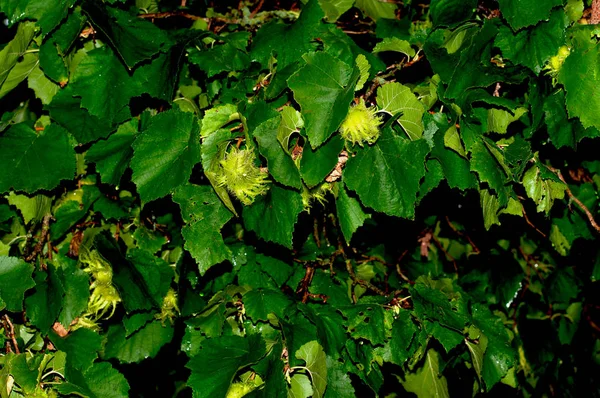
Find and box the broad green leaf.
[495,10,568,73]
[84,2,170,69]
[187,335,266,398]
[6,192,53,225]
[466,339,485,384]
[339,305,387,345]
[300,135,344,188]
[565,0,584,22]
[373,38,415,57]
[28,65,59,105]
[288,52,359,148]
[376,82,425,140]
[522,164,566,213]
[0,123,76,194]
[50,328,103,373]
[127,248,173,306]
[472,304,516,389]
[429,0,477,28]
[480,188,501,230]
[57,259,90,327]
[289,374,313,398]
[559,30,600,131]
[497,0,563,30]
[390,311,418,366]
[50,185,101,240]
[355,54,370,91]
[317,0,354,22]
[543,90,600,149]
[131,109,201,203]
[87,119,138,185]
[299,306,347,358]
[244,288,292,322]
[336,182,370,244]
[0,22,35,94]
[189,41,250,78]
[0,256,35,312]
[295,341,328,398]
[0,0,76,35]
[442,23,478,54]
[104,321,174,363]
[278,106,305,151]
[243,184,304,248]
[254,117,303,189]
[355,0,396,21]
[401,349,450,398]
[173,185,233,275]
[123,312,155,337]
[344,127,429,218]
[201,104,239,138]
[470,138,509,205]
[25,265,64,333]
[0,53,39,100]
[410,279,469,331]
[56,361,130,398]
[443,126,466,157]
[487,107,528,134]
[324,356,355,397]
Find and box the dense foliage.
[1,0,600,396]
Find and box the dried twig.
[25,214,52,262]
[346,260,388,297]
[138,11,203,21]
[551,168,600,234]
[445,216,481,253]
[295,265,327,304]
[3,314,20,354]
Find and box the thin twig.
[551,168,600,233]
[25,214,52,262]
[445,216,481,253]
[138,11,203,21]
[346,260,388,297]
[249,0,265,19]
[3,315,20,354]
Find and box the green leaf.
[254,117,303,189]
[104,321,174,364]
[390,311,418,366]
[295,341,328,398]
[558,30,600,131]
[522,164,566,213]
[1,1,76,35]
[56,361,130,398]
[0,256,35,311]
[300,135,345,188]
[470,138,509,205]
[0,123,76,194]
[373,38,415,57]
[87,119,138,185]
[28,65,60,104]
[186,335,266,398]
[0,53,39,100]
[201,104,239,138]
[410,280,469,331]
[24,265,64,333]
[466,338,484,384]
[480,188,501,230]
[429,0,477,28]
[376,82,425,140]
[173,184,233,275]
[325,356,355,397]
[50,328,103,373]
[497,0,563,30]
[355,54,370,91]
[243,184,304,248]
[344,128,429,218]
[84,2,170,69]
[126,248,173,306]
[443,125,466,157]
[495,10,568,73]
[401,349,450,398]
[288,52,359,148]
[318,0,355,22]
[0,23,35,96]
[543,90,600,149]
[289,374,313,398]
[340,305,387,345]
[188,41,250,78]
[243,288,292,322]
[336,182,370,244]
[278,106,305,151]
[131,109,201,203]
[57,259,90,327]
[355,0,396,21]
[6,192,53,225]
[487,107,527,134]
[472,304,516,389]
[50,185,101,240]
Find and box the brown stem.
[295,265,328,304]
[346,260,388,297]
[249,0,265,18]
[445,216,481,253]
[138,11,203,21]
[3,314,20,354]
[551,168,600,234]
[25,214,52,262]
